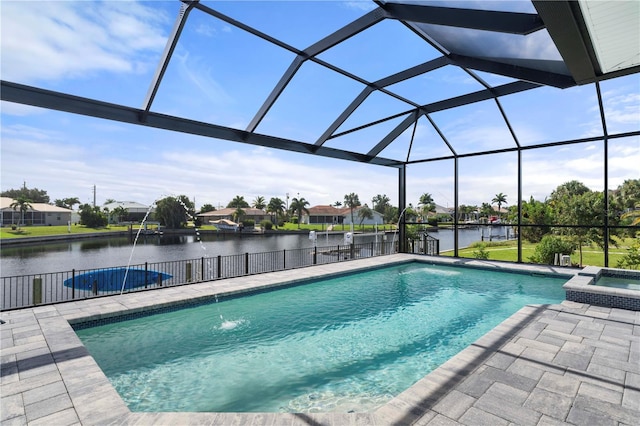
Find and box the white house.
[1,197,72,226]
[103,201,154,222]
[305,205,346,225]
[342,205,384,226]
[305,205,383,226]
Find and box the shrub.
[260,220,273,230]
[472,243,490,260]
[616,237,640,270]
[529,235,575,265]
[242,219,255,228]
[79,205,108,228]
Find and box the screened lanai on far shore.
[1,0,639,266]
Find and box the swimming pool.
[75,261,566,413]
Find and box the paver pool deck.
[2,254,639,425]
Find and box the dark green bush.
[260,220,273,230]
[529,235,575,265]
[616,237,640,270]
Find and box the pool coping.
[2,254,639,425]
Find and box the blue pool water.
[75,262,566,413]
[596,275,640,291]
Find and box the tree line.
[3,179,637,241]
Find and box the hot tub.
[564,266,640,311]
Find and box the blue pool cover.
[63,268,172,292]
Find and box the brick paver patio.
[2,255,639,425]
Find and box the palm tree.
[333,201,342,207]
[10,196,33,227]
[233,207,245,223]
[372,194,390,214]
[227,195,249,208]
[492,193,508,218]
[357,204,373,230]
[620,203,640,226]
[344,193,361,230]
[111,206,128,224]
[289,197,310,229]
[267,197,286,227]
[418,193,435,219]
[252,196,266,210]
[54,197,80,210]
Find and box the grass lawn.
[1,224,130,239]
[442,238,635,268]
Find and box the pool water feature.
[75,262,566,413]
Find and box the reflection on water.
[1,229,484,277]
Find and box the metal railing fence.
[406,233,440,255]
[1,239,416,311]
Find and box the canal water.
[0,228,486,277]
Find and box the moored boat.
[210,219,239,231]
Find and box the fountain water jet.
[120,201,158,295]
[391,207,410,254]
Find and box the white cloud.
[0,1,168,83]
[343,1,377,12]
[195,23,219,37]
[0,101,50,117]
[173,51,235,106]
[0,124,399,209]
[604,93,640,127]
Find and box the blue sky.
[1,0,639,210]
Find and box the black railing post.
[145,262,149,288]
[245,252,249,275]
[370,242,374,257]
[33,277,42,305]
[201,257,205,282]
[313,247,317,265]
[72,269,75,299]
[283,249,286,270]
[186,263,193,282]
[217,255,222,278]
